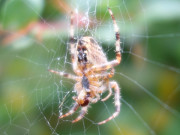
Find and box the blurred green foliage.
[0,0,180,135]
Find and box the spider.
[48,8,121,125]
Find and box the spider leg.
[101,84,112,102]
[89,93,100,103]
[101,69,114,101]
[72,106,89,123]
[89,69,114,102]
[59,103,79,119]
[90,68,115,79]
[70,11,75,39]
[87,8,121,73]
[69,12,76,70]
[90,98,99,103]
[69,12,82,76]
[69,11,76,65]
[108,8,121,66]
[98,81,121,125]
[48,69,79,81]
[106,68,115,79]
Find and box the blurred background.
[0,0,180,135]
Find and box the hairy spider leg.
[90,68,115,79]
[88,92,101,103]
[86,8,121,73]
[59,103,79,119]
[101,83,112,102]
[108,7,121,66]
[101,69,114,101]
[89,69,114,101]
[69,12,82,76]
[48,69,79,81]
[98,81,121,125]
[72,106,89,123]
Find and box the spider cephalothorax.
[49,8,121,125]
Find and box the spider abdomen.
[77,37,108,67]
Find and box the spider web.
[0,0,180,135]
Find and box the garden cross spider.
[48,8,121,125]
